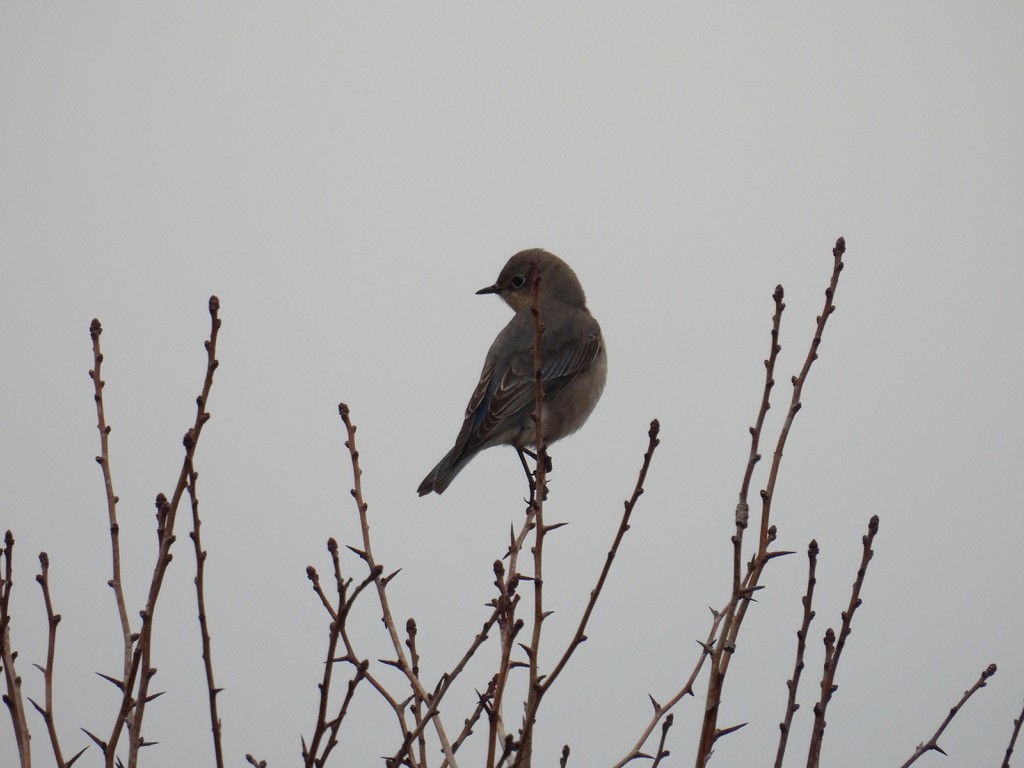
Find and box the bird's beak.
[476,284,499,295]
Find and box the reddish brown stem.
[806,516,878,767]
[187,466,224,768]
[697,238,847,765]
[338,403,458,766]
[88,319,134,687]
[1001,697,1024,768]
[899,663,998,767]
[1,531,32,768]
[30,552,87,767]
[103,297,221,768]
[774,540,819,768]
[611,603,727,768]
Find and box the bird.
[417,248,607,496]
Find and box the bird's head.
[476,248,588,312]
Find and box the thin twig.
[487,514,535,766]
[438,676,496,768]
[649,714,674,767]
[740,283,786,509]
[806,515,879,767]
[1001,697,1024,768]
[187,465,224,768]
[89,319,134,686]
[1,531,32,768]
[773,540,818,768]
[610,603,727,768]
[899,663,998,767]
[29,552,85,767]
[406,619,429,768]
[540,419,660,699]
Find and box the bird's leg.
[516,447,537,501]
[517,447,550,503]
[519,447,553,474]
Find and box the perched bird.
[417,248,607,495]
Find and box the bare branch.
[33,551,85,767]
[1001,697,1024,768]
[697,237,847,764]
[187,466,225,768]
[611,604,727,767]
[899,664,998,767]
[540,419,661,697]
[101,296,222,768]
[1,531,32,768]
[806,515,879,767]
[774,540,818,768]
[88,318,134,686]
[338,403,458,767]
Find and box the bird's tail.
[417,448,471,496]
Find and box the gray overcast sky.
[2,4,1022,767]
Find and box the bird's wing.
[452,323,603,457]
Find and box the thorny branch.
[338,403,459,767]
[899,663,998,767]
[696,237,847,764]
[86,297,223,768]
[30,553,87,767]
[303,540,378,768]
[7,236,1018,768]
[124,296,222,768]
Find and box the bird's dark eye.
[510,274,526,289]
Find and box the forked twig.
[338,403,458,767]
[30,552,88,767]
[303,540,384,768]
[90,297,222,768]
[899,664,998,767]
[397,608,503,767]
[486,496,542,767]
[697,237,847,763]
[611,603,727,767]
[126,297,221,768]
